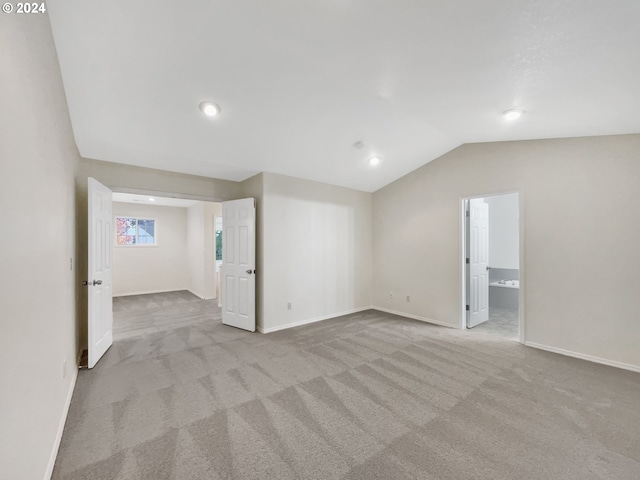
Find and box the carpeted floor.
[113,291,218,340]
[53,307,640,479]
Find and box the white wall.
[373,134,640,369]
[486,193,519,269]
[112,202,189,296]
[187,203,206,298]
[0,13,80,480]
[261,173,372,332]
[186,202,219,300]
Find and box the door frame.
[104,185,228,321]
[459,190,525,344]
[110,186,226,203]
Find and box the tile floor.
[470,307,519,339]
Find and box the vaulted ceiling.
[48,1,640,192]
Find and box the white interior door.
[88,177,113,368]
[467,198,489,328]
[221,198,256,332]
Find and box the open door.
[87,177,113,368]
[467,198,489,328]
[221,198,256,332]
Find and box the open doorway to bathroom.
[461,192,523,341]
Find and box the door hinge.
[465,305,469,311]
[465,258,469,264]
[465,210,470,217]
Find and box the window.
[215,216,223,261]
[215,230,222,260]
[116,217,156,245]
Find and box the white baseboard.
[525,341,640,373]
[187,289,206,300]
[371,306,458,329]
[113,288,190,297]
[44,366,78,480]
[258,307,372,334]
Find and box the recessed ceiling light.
[369,157,381,166]
[503,109,524,121]
[199,101,220,117]
[148,197,155,202]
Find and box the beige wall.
[373,134,640,369]
[186,202,219,299]
[187,203,205,298]
[0,13,80,480]
[112,203,189,296]
[76,157,241,201]
[261,173,372,332]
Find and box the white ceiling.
[48,1,640,192]
[112,192,199,208]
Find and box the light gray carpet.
[113,291,219,340]
[53,308,640,479]
[471,307,519,339]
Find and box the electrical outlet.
[62,360,67,379]
[389,291,394,299]
[406,295,410,302]
[287,302,292,310]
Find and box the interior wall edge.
[186,289,206,300]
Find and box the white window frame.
[114,216,158,247]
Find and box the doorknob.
[245,269,255,274]
[93,280,103,286]
[486,266,492,271]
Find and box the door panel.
[221,198,256,332]
[88,177,113,368]
[467,198,489,328]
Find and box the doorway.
[461,192,524,342]
[86,178,257,368]
[110,192,223,340]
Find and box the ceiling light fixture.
[503,109,524,121]
[148,197,155,202]
[199,101,220,117]
[369,157,381,166]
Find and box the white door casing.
[221,198,256,332]
[88,177,113,368]
[467,198,489,328]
